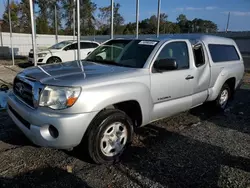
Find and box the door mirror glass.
[154,58,178,71]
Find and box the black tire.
[46,57,61,64]
[86,109,134,164]
[214,83,231,110]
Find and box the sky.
[1,0,250,31]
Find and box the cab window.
[156,41,189,70]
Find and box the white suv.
[28,40,100,64]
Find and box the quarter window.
[208,44,240,63]
[156,42,189,70]
[193,44,205,67]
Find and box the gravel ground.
[0,66,250,187]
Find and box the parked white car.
[28,40,100,64]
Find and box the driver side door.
[150,40,195,121]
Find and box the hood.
[30,48,61,54]
[19,61,144,86]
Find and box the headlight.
[38,53,47,57]
[39,86,81,109]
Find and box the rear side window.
[80,42,96,49]
[208,44,240,63]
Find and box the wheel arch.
[208,76,236,101]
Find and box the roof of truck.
[114,34,236,45]
[158,34,235,45]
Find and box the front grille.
[13,77,34,108]
[29,52,34,58]
[9,105,30,129]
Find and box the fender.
[207,66,236,101]
[76,82,153,125]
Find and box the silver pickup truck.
[7,34,244,164]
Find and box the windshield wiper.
[86,59,120,66]
[85,59,135,68]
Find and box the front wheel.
[86,109,134,164]
[46,57,61,64]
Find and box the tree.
[80,0,97,35]
[191,18,217,33]
[35,0,50,34]
[1,1,20,32]
[177,14,189,33]
[47,1,63,34]
[35,0,63,34]
[18,0,32,33]
[159,13,168,34]
[138,13,169,34]
[176,14,187,23]
[98,3,125,35]
[123,22,136,34]
[61,0,75,34]
[61,0,96,35]
[177,14,217,33]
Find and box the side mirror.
[154,58,178,71]
[64,48,68,51]
[87,51,92,55]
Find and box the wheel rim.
[48,58,59,64]
[219,89,229,108]
[100,122,128,157]
[52,58,59,63]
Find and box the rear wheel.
[214,83,231,110]
[86,109,133,164]
[46,57,61,64]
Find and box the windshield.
[85,39,158,68]
[49,41,73,50]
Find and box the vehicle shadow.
[190,86,250,134]
[17,62,33,68]
[0,167,92,188]
[0,111,33,147]
[118,124,250,187]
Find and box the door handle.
[185,75,194,80]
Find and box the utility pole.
[226,12,230,33]
[110,0,114,39]
[156,0,161,38]
[77,0,80,61]
[55,4,58,43]
[8,0,14,66]
[29,0,37,66]
[73,0,76,40]
[136,0,139,38]
[0,20,3,46]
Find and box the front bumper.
[7,92,98,149]
[28,57,46,64]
